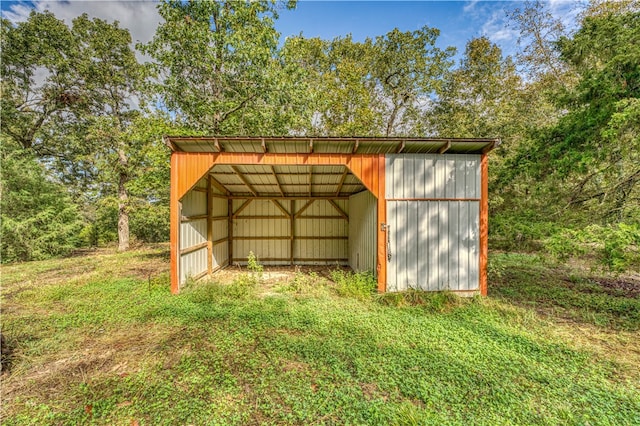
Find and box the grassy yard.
[1,245,639,425]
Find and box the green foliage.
[0,143,83,262]
[246,251,263,275]
[2,248,639,424]
[130,203,170,243]
[330,269,377,300]
[545,224,640,272]
[140,0,296,134]
[490,252,640,330]
[283,26,453,136]
[376,289,463,313]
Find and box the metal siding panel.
[438,201,449,290]
[181,190,207,216]
[407,201,419,289]
[180,248,207,282]
[180,219,207,247]
[397,202,407,291]
[417,202,429,291]
[449,202,460,290]
[348,191,377,274]
[426,202,439,291]
[469,201,480,290]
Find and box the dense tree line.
[1,0,638,269]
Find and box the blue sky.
[1,1,580,63]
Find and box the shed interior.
[179,163,378,285]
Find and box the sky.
[0,0,581,63]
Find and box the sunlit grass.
[1,247,639,425]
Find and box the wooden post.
[479,154,489,296]
[376,154,387,293]
[170,153,180,294]
[207,176,213,275]
[290,199,294,265]
[228,198,233,267]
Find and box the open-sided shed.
[167,136,497,295]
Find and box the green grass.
[490,252,640,330]
[1,246,639,425]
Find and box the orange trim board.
[479,154,489,296]
[172,152,385,201]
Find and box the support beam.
[228,198,233,268]
[170,154,180,294]
[479,154,489,296]
[438,140,451,154]
[290,200,294,265]
[209,175,230,195]
[270,166,284,197]
[352,139,359,153]
[228,196,350,200]
[261,138,268,153]
[328,199,348,221]
[270,199,290,218]
[308,166,313,197]
[335,169,349,196]
[231,166,258,196]
[396,140,405,153]
[232,199,253,218]
[376,154,387,293]
[309,138,314,153]
[214,139,223,152]
[207,176,213,275]
[294,200,314,218]
[172,152,385,200]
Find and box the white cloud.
[463,1,480,14]
[481,10,518,44]
[3,1,161,46]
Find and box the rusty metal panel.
[386,200,479,292]
[348,191,377,274]
[385,154,480,199]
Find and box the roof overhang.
[165,136,500,155]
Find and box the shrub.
[330,270,376,300]
[544,223,640,273]
[0,147,83,262]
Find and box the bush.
[130,202,169,243]
[544,223,640,273]
[0,147,84,262]
[330,270,376,300]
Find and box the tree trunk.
[117,148,129,252]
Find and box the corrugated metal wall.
[386,154,480,199]
[179,178,230,286]
[179,182,207,284]
[348,191,377,274]
[232,199,349,265]
[211,194,228,270]
[385,154,481,292]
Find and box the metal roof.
[165,136,499,155]
[171,136,498,198]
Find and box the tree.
[68,14,149,251]
[0,138,84,262]
[0,12,84,154]
[430,37,523,139]
[140,0,295,134]
[282,27,454,136]
[372,27,454,136]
